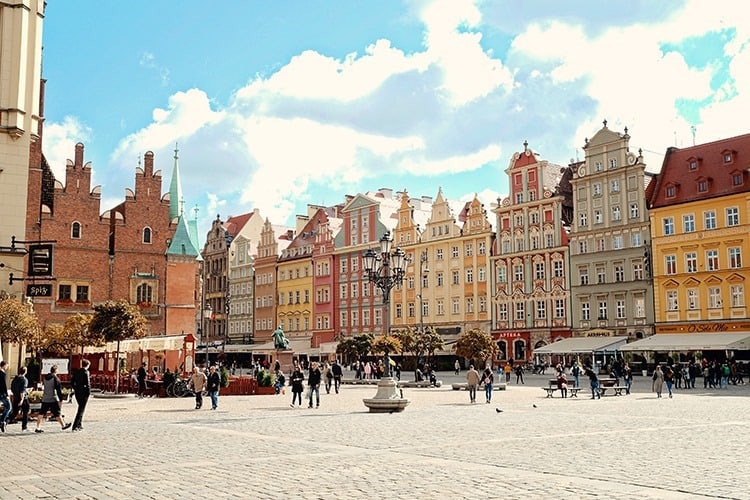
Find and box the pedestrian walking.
[622,363,633,395]
[652,365,664,398]
[34,365,72,433]
[323,361,333,394]
[584,365,600,399]
[514,364,525,384]
[454,359,460,375]
[331,360,343,394]
[482,366,494,404]
[70,359,91,431]
[0,361,10,433]
[290,364,305,407]
[503,363,511,383]
[307,362,322,408]
[571,362,581,388]
[207,365,221,410]
[137,362,148,398]
[188,367,207,409]
[465,365,479,403]
[664,365,674,398]
[8,366,30,432]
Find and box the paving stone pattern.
[1,373,748,499]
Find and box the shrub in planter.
[257,370,273,387]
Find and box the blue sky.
[41,1,749,238]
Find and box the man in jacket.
[207,365,221,410]
[8,366,30,431]
[331,360,343,394]
[137,362,148,398]
[34,365,72,433]
[189,367,207,409]
[465,364,480,403]
[70,359,91,431]
[307,362,322,408]
[0,361,10,432]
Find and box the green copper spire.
[167,213,200,257]
[168,143,184,221]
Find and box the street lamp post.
[361,232,410,412]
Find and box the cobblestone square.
[2,373,748,499]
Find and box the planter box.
[256,386,276,395]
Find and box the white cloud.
[43,116,91,181]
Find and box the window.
[596,266,606,284]
[593,183,602,196]
[76,285,89,302]
[687,289,698,310]
[666,186,676,198]
[595,161,603,172]
[614,264,624,282]
[635,297,645,318]
[611,179,620,192]
[451,246,459,258]
[609,158,617,169]
[689,160,697,171]
[579,212,588,227]
[452,270,460,285]
[408,302,415,318]
[407,276,415,289]
[436,249,444,260]
[598,300,607,320]
[726,207,739,227]
[706,249,719,271]
[452,298,460,315]
[137,283,152,304]
[465,244,473,257]
[725,152,734,163]
[58,284,72,301]
[633,262,644,280]
[663,217,675,236]
[340,260,347,274]
[422,300,430,317]
[555,299,564,318]
[515,193,523,204]
[594,210,602,224]
[731,285,744,308]
[733,173,743,186]
[729,247,742,269]
[665,255,676,275]
[478,241,486,255]
[612,206,621,221]
[478,267,486,282]
[498,303,508,322]
[535,300,546,319]
[465,298,474,314]
[698,180,707,192]
[466,268,474,283]
[581,302,590,320]
[616,299,625,319]
[421,273,429,289]
[350,311,358,327]
[535,262,545,280]
[143,227,152,244]
[683,214,695,233]
[497,266,506,283]
[395,304,402,318]
[613,235,623,250]
[479,296,487,313]
[667,290,678,311]
[630,203,639,219]
[514,302,525,321]
[437,272,444,286]
[685,252,697,273]
[513,265,523,282]
[339,284,347,299]
[709,287,721,309]
[340,311,348,327]
[437,299,445,315]
[579,240,588,254]
[350,283,358,299]
[553,261,563,278]
[597,238,605,252]
[631,232,642,247]
[704,211,716,230]
[579,266,589,285]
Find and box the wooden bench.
[599,385,628,396]
[542,386,582,398]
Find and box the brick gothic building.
[25,142,199,339]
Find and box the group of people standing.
[281,359,344,408]
[464,364,496,404]
[187,365,222,410]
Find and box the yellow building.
[276,218,315,343]
[647,133,750,333]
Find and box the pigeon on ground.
[532,404,537,408]
[495,408,503,413]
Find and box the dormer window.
[732,171,744,186]
[689,160,697,170]
[697,178,708,193]
[722,149,735,164]
[666,185,676,198]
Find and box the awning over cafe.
[619,333,750,352]
[533,336,628,355]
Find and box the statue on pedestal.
[272,327,289,350]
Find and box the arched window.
[513,339,526,362]
[143,227,152,244]
[497,340,508,360]
[71,221,81,239]
[136,283,153,304]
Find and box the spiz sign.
[27,284,52,297]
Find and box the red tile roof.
[223,212,254,237]
[648,132,750,208]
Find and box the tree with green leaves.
[420,326,445,369]
[0,293,41,368]
[336,333,374,365]
[454,328,496,369]
[63,313,102,353]
[89,300,148,392]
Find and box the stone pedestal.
[272,350,294,374]
[363,377,410,413]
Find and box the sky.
[40,0,750,240]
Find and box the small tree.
[454,328,496,369]
[63,313,102,354]
[420,326,445,369]
[0,293,41,369]
[89,300,148,393]
[335,333,374,366]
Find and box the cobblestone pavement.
[1,372,748,499]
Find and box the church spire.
[168,142,184,221]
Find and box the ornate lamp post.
[361,232,410,412]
